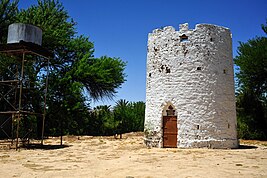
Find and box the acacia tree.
[0,0,18,43]
[234,21,267,139]
[0,0,126,137]
[0,0,19,81]
[17,0,126,97]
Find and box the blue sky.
[19,0,267,106]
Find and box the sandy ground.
[0,132,267,178]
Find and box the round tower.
[144,23,238,148]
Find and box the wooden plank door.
[163,116,177,148]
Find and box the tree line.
[45,100,145,137]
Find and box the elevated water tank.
[7,23,42,45]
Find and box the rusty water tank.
[7,23,42,45]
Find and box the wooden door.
[163,116,177,148]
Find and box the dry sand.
[0,132,267,178]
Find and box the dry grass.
[240,139,267,146]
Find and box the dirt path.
[0,132,267,178]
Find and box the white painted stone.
[144,23,238,148]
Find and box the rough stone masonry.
[144,23,238,148]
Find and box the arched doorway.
[163,105,177,148]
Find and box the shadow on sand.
[22,144,70,150]
[237,144,258,149]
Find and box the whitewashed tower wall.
[144,23,238,148]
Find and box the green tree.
[114,99,131,137]
[0,0,126,137]
[0,0,18,43]
[0,0,19,138]
[88,105,116,135]
[113,100,145,137]
[0,0,19,88]
[131,101,145,131]
[236,89,266,139]
[234,21,267,139]
[17,0,126,98]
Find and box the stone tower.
[144,23,238,148]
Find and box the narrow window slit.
[180,34,189,42]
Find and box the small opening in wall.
[196,125,200,129]
[180,34,189,42]
[166,68,170,73]
[197,67,202,70]
[228,123,230,128]
[210,38,213,42]
[149,73,152,77]
[223,69,227,74]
